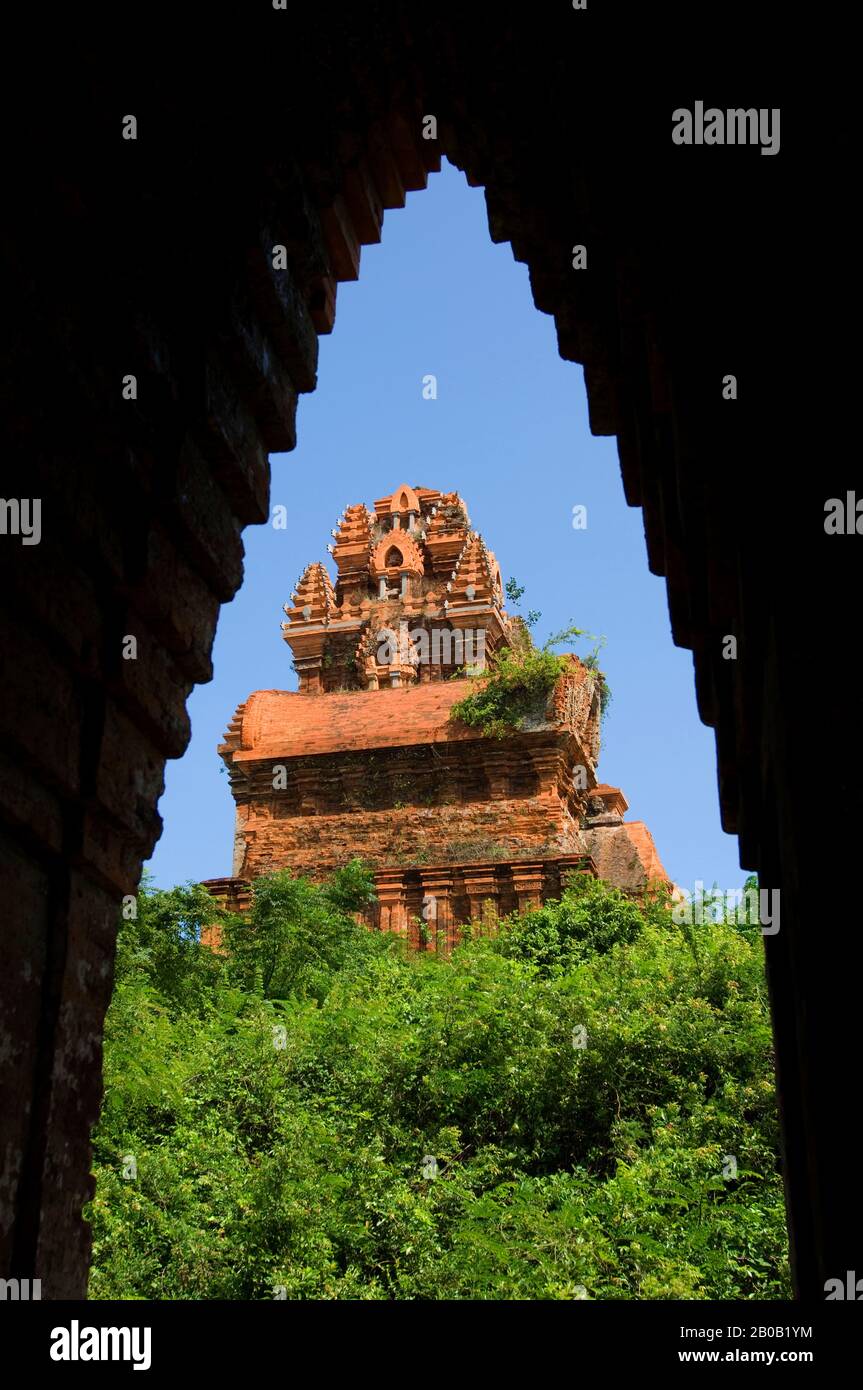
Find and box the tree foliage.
[87,867,789,1300]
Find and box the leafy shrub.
[87,868,789,1300]
[450,618,611,738]
[495,875,648,975]
[450,646,570,738]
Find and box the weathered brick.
[111,611,194,760]
[199,353,271,527]
[0,832,50,1277]
[0,747,65,856]
[246,237,319,394]
[33,871,119,1298]
[221,285,299,451]
[0,609,81,797]
[170,434,246,599]
[93,702,165,850]
[132,521,221,684]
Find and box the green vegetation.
[450,618,610,739]
[453,575,611,736]
[87,867,789,1300]
[505,576,541,629]
[451,645,570,739]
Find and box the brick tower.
[204,484,669,943]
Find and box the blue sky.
[146,158,744,896]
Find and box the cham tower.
[204,484,670,945]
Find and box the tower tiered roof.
[280,482,510,692]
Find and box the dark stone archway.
[1,7,855,1298]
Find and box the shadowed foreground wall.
[0,6,855,1298]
